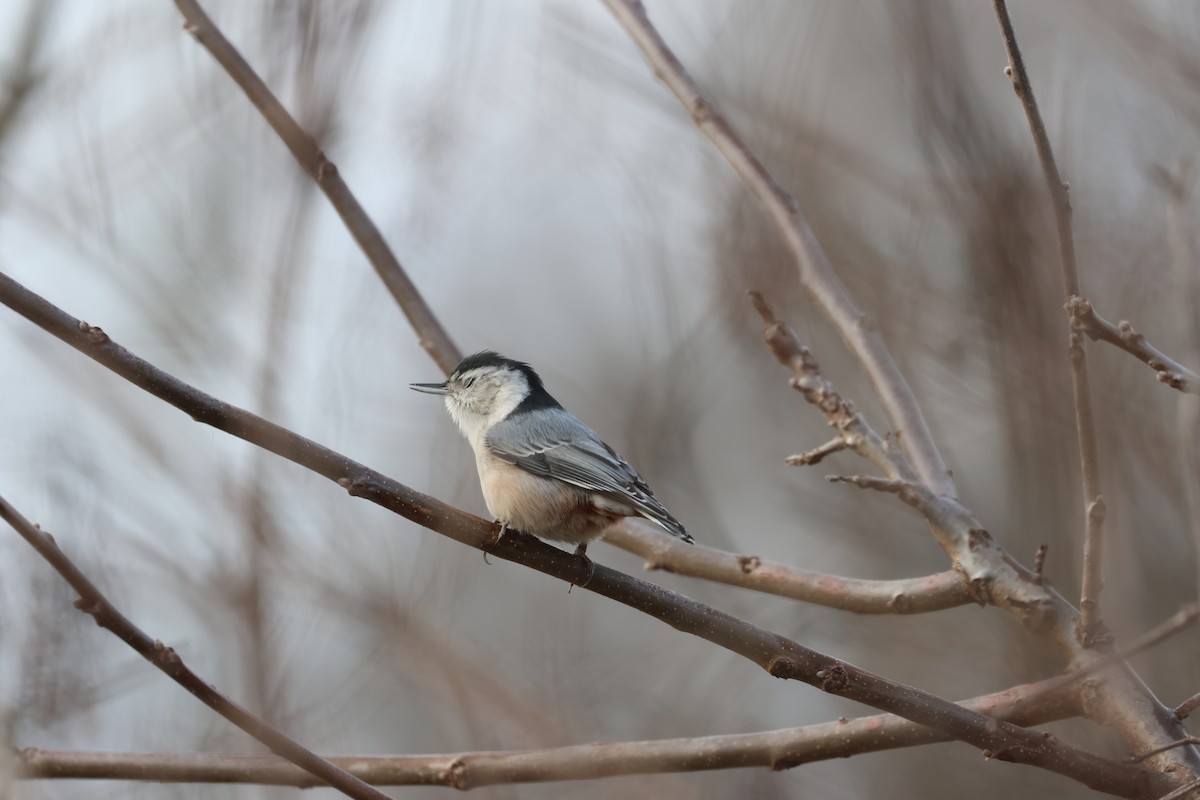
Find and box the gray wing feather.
[486,412,692,542]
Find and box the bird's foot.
[568,542,595,592]
[483,522,508,565]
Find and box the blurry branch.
[599,0,954,498]
[172,0,462,375]
[0,496,394,800]
[599,0,1191,776]
[16,676,1082,788]
[991,0,1108,647]
[1157,164,1200,614]
[604,524,972,614]
[1177,693,1200,723]
[0,273,1164,797]
[750,291,1200,780]
[1066,297,1200,394]
[0,0,52,148]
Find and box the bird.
[411,351,692,571]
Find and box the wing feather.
[486,414,691,542]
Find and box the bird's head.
[411,351,555,442]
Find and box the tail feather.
[636,504,693,544]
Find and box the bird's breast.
[476,453,625,544]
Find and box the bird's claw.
[568,542,595,592]
[483,522,508,564]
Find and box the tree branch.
[171,0,462,376]
[1067,297,1200,394]
[599,0,953,497]
[15,676,1082,787]
[0,495,394,800]
[603,524,973,615]
[0,271,1166,797]
[749,291,1200,779]
[991,0,1109,647]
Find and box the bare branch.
[1134,740,1200,765]
[604,524,972,615]
[1034,544,1049,579]
[1067,297,1200,394]
[785,437,847,467]
[750,291,904,479]
[0,0,51,148]
[15,676,1082,787]
[0,496,394,800]
[605,0,1191,772]
[1177,693,1200,722]
[0,273,1166,797]
[751,295,1200,776]
[991,0,1108,647]
[1159,778,1200,800]
[172,0,462,375]
[601,0,953,496]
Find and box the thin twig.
[0,495,394,800]
[1159,778,1200,800]
[1177,693,1200,722]
[604,524,972,615]
[1067,297,1200,394]
[827,474,920,501]
[1034,544,1049,579]
[1133,740,1200,765]
[786,437,848,467]
[601,0,953,497]
[172,0,461,375]
[750,291,907,481]
[0,272,1164,797]
[991,0,1108,648]
[16,675,1082,787]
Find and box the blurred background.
[1,1,1198,798]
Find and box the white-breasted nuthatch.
[411,351,692,557]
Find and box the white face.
[443,365,530,445]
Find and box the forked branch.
[0,496,394,800]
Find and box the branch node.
[815,662,849,694]
[966,528,994,552]
[967,575,993,607]
[442,757,469,790]
[76,320,109,344]
[766,656,798,680]
[736,555,761,575]
[315,152,338,182]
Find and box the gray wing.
[486,411,692,542]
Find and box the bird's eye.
[463,376,475,388]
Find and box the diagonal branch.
[1067,297,1200,394]
[603,524,973,614]
[599,0,954,498]
[0,495,394,800]
[17,676,1082,787]
[991,0,1109,647]
[172,0,461,375]
[0,271,1165,798]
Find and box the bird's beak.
[409,381,450,395]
